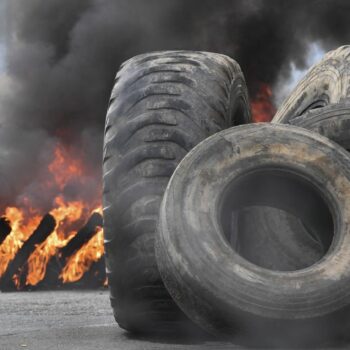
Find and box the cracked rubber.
[156,123,350,347]
[102,50,251,333]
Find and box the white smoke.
[274,42,326,106]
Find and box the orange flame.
[60,226,104,283]
[0,142,104,289]
[48,145,83,190]
[25,197,86,286]
[0,207,41,277]
[251,83,276,122]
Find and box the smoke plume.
[0,0,350,211]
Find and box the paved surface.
[0,290,236,350]
[0,290,347,350]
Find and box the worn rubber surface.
[236,206,324,271]
[273,45,350,124]
[103,51,251,333]
[156,123,350,347]
[246,46,350,271]
[243,103,350,271]
[291,102,350,149]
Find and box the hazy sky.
[0,0,327,95]
[0,44,5,72]
[0,0,349,211]
[0,0,5,72]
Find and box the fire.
[48,145,83,190]
[251,83,276,122]
[0,207,41,277]
[0,142,104,289]
[60,226,104,283]
[25,197,86,286]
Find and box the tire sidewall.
[156,123,350,336]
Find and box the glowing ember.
[0,142,104,289]
[251,83,276,122]
[13,273,21,289]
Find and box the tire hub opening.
[220,167,334,271]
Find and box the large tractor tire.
[103,51,251,333]
[156,123,350,347]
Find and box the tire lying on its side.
[273,45,350,124]
[103,51,251,333]
[156,123,350,347]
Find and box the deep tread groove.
[126,92,181,114]
[126,69,184,90]
[103,50,251,333]
[149,80,227,122]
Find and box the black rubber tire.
[242,102,350,271]
[291,102,350,150]
[247,46,350,271]
[273,45,350,124]
[156,123,350,347]
[103,50,251,333]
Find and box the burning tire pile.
[103,46,350,347]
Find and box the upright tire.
[103,51,251,333]
[156,123,350,347]
[273,45,350,124]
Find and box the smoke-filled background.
[0,0,349,213]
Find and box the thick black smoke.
[0,0,350,212]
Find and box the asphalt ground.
[0,290,348,350]
[0,290,236,350]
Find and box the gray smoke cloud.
[0,0,349,212]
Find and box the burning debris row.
[0,214,56,291]
[0,109,106,290]
[0,212,105,291]
[37,212,104,289]
[0,217,11,245]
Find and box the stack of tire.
[103,46,350,347]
